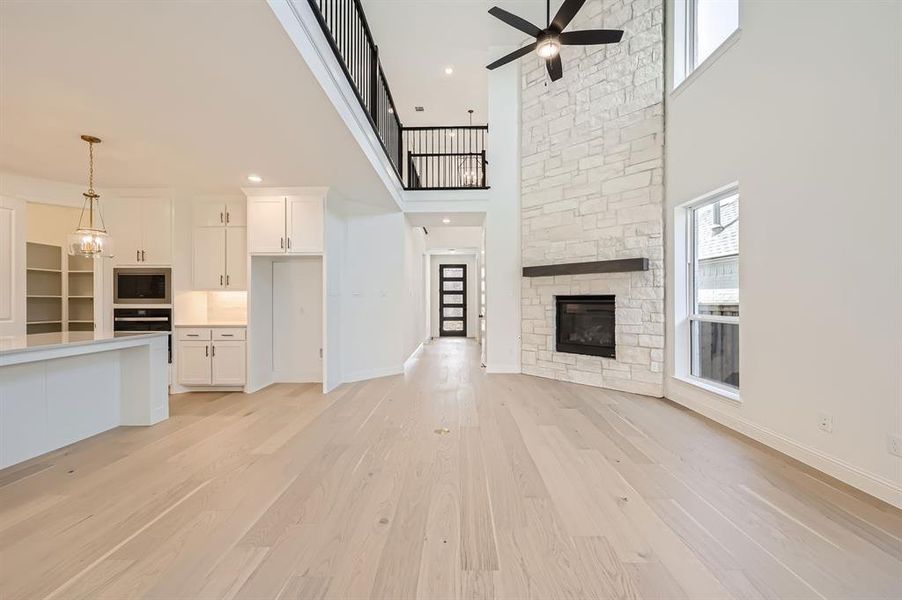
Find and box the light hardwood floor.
[1,339,900,599]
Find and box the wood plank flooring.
[1,339,900,599]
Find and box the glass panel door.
[439,264,467,337]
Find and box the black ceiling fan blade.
[486,42,538,70]
[546,54,563,81]
[559,29,624,45]
[488,7,542,38]
[550,0,587,32]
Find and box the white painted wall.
[272,257,323,382]
[664,0,902,506]
[323,199,345,391]
[424,226,483,252]
[403,217,428,360]
[340,210,406,382]
[430,254,478,339]
[484,49,521,373]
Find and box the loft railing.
[306,0,488,190]
[306,0,403,175]
[403,126,489,190]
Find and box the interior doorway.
[439,263,467,337]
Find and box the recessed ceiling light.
[448,131,456,138]
[247,174,263,183]
[442,217,451,224]
[444,66,454,75]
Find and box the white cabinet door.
[225,227,246,290]
[286,196,324,253]
[247,197,286,254]
[141,199,172,265]
[212,341,246,385]
[193,201,227,227]
[107,197,143,266]
[178,341,212,385]
[193,227,226,290]
[225,199,246,227]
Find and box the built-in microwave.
[113,268,171,304]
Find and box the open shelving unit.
[67,254,95,332]
[26,243,63,334]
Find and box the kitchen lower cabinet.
[177,340,212,385]
[176,327,245,388]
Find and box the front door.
[439,264,467,337]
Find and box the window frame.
[674,183,740,400]
[672,0,741,92]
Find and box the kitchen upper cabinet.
[225,228,247,289]
[193,227,226,290]
[247,195,323,255]
[177,341,212,385]
[193,199,247,228]
[287,197,324,254]
[192,224,246,291]
[107,197,172,266]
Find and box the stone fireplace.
[520,0,664,397]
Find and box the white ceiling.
[406,212,485,227]
[0,0,395,206]
[361,0,558,126]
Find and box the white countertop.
[0,331,169,356]
[174,323,246,328]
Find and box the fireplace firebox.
[555,295,616,358]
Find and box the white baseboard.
[403,342,425,369]
[667,385,902,509]
[169,384,246,395]
[272,370,323,384]
[485,363,521,374]
[342,365,403,383]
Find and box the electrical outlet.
[889,434,902,458]
[817,413,834,433]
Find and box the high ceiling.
[0,0,396,206]
[361,0,557,126]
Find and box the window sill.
[673,374,741,404]
[670,27,742,99]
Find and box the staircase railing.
[305,1,488,190]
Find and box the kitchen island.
[0,331,169,469]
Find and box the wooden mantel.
[522,258,649,278]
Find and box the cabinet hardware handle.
[136,250,140,262]
[220,275,224,286]
[287,237,291,249]
[226,212,230,224]
[221,334,233,337]
[220,212,224,223]
[212,345,216,357]
[280,237,284,249]
[141,250,145,262]
[187,334,198,337]
[226,274,230,286]
[205,345,209,357]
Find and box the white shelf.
[27,267,61,273]
[27,295,62,299]
[68,270,94,274]
[27,320,63,325]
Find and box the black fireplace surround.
[555,295,616,358]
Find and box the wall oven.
[114,268,171,305]
[113,307,172,363]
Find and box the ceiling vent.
[414,106,425,112]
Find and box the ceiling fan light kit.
[486,0,624,82]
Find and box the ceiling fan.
[486,0,624,82]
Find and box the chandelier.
[67,135,113,258]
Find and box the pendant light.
[458,110,481,188]
[67,135,113,258]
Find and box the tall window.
[674,0,740,87]
[689,190,739,388]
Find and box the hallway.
[1,339,900,599]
